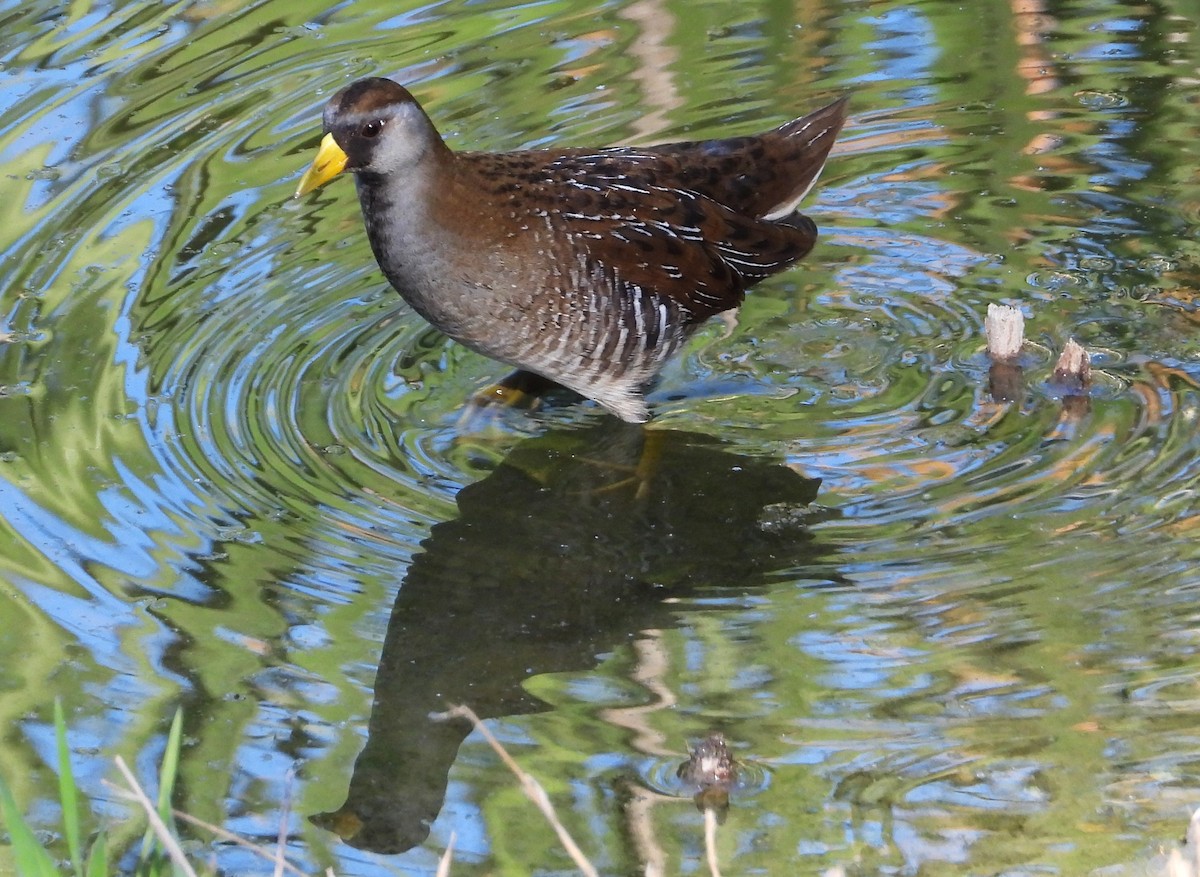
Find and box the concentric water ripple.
[4,0,1200,875]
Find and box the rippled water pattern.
[1,0,1199,874]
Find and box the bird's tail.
[760,96,850,221]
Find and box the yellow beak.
[295,133,349,197]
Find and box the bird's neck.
[353,158,505,344]
[355,167,442,288]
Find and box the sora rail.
[296,78,848,422]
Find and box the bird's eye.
[361,120,384,138]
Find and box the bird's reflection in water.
[313,419,836,853]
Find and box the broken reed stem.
[436,704,599,877]
[1052,337,1091,389]
[111,756,200,877]
[704,807,722,877]
[436,831,456,877]
[984,303,1026,402]
[984,303,1025,361]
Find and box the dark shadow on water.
[311,419,839,854]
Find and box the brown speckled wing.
[468,149,821,321]
[645,96,850,219]
[542,179,818,321]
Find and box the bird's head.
[295,77,443,196]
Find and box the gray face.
[323,78,439,177]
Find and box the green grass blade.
[84,832,108,877]
[156,710,183,826]
[138,709,185,868]
[53,700,83,877]
[0,773,60,877]
[160,711,186,877]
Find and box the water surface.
[1,0,1199,874]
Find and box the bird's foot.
[456,370,565,431]
[579,427,664,501]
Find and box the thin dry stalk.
[436,831,456,877]
[704,807,722,877]
[436,705,599,877]
[111,756,200,877]
[169,810,309,877]
[619,779,668,877]
[274,768,296,877]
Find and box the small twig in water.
[434,704,598,877]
